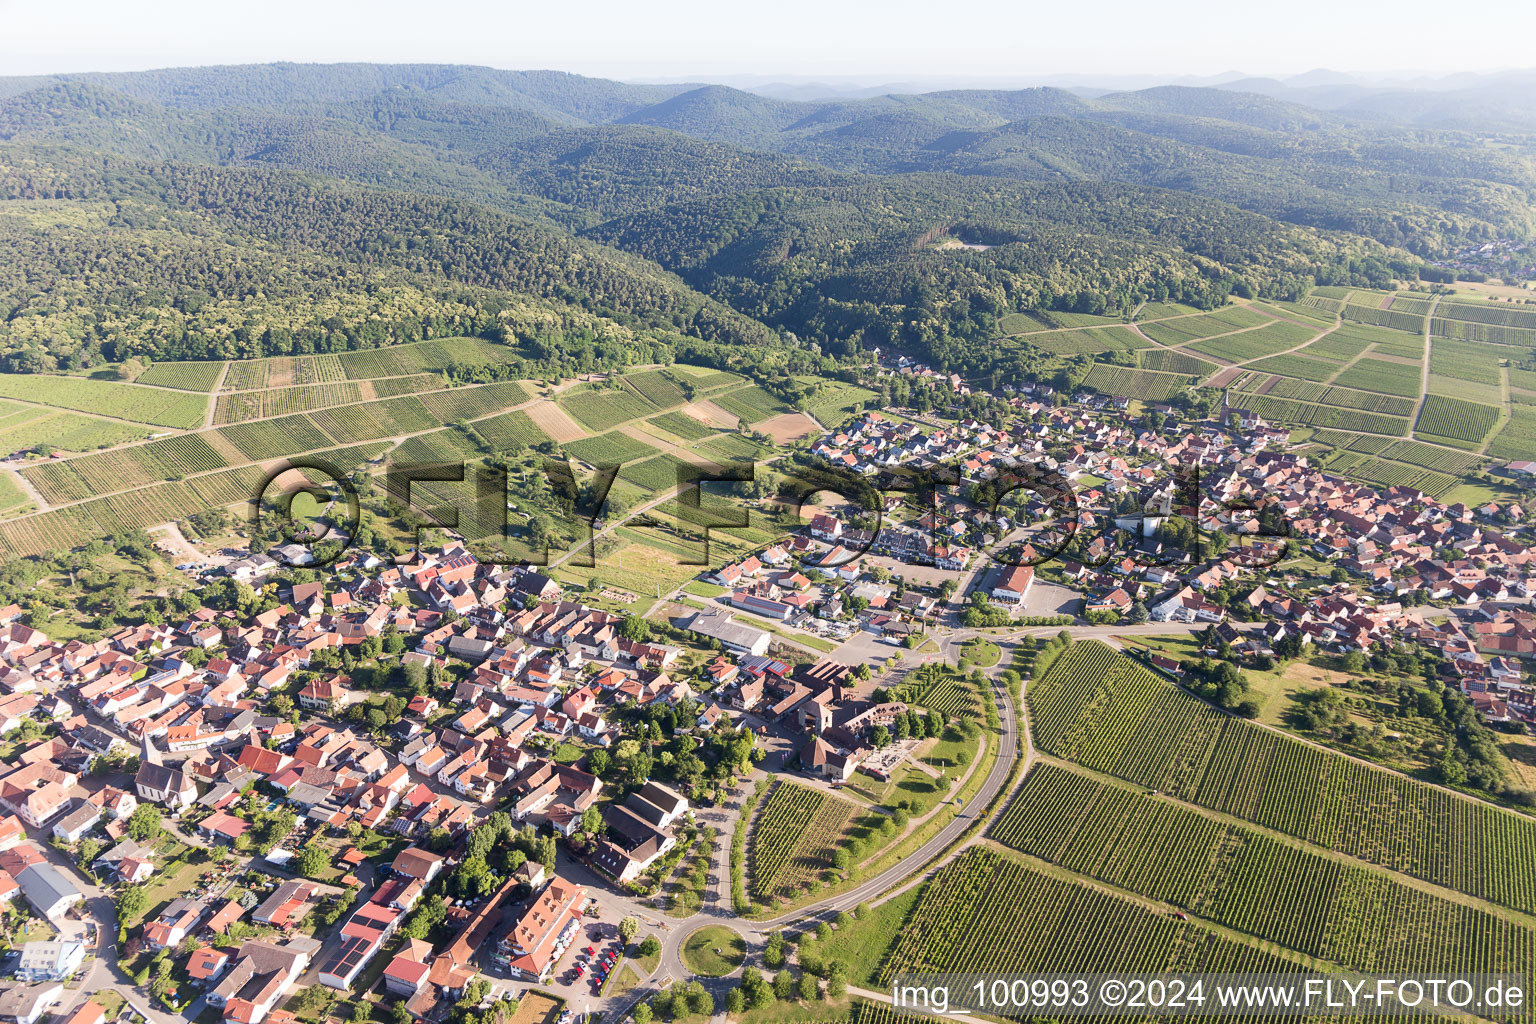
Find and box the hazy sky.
[0,0,1529,81]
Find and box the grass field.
[0,409,150,454]
[680,926,746,976]
[0,374,208,428]
[1488,406,1536,460]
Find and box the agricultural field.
[563,430,659,467]
[619,454,697,492]
[1315,387,1418,416]
[621,369,690,409]
[1488,407,1536,461]
[218,414,334,461]
[992,762,1536,980]
[371,373,439,397]
[904,668,983,718]
[1079,364,1189,400]
[1026,642,1536,914]
[20,434,228,505]
[1385,295,1435,316]
[213,392,264,425]
[1236,396,1409,436]
[1425,375,1504,405]
[1429,338,1505,385]
[648,412,719,442]
[668,364,744,390]
[1438,302,1536,330]
[1139,306,1274,345]
[0,472,30,515]
[420,381,530,422]
[1245,353,1338,382]
[805,384,879,427]
[1414,395,1500,447]
[1188,321,1318,362]
[1233,376,1326,403]
[1345,457,1458,496]
[559,387,657,431]
[1341,304,1426,334]
[333,336,514,380]
[1299,333,1370,362]
[878,848,1294,987]
[745,781,871,904]
[1432,318,1536,347]
[1137,349,1216,376]
[1331,358,1424,397]
[135,361,226,391]
[694,432,769,463]
[711,385,792,424]
[1380,440,1481,474]
[1133,301,1205,320]
[0,408,149,455]
[475,410,551,451]
[1027,325,1147,356]
[0,374,208,429]
[1255,300,1333,324]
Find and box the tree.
[639,935,661,958]
[799,972,819,1000]
[774,970,796,1001]
[620,616,652,643]
[587,749,612,776]
[115,884,147,924]
[619,915,639,944]
[127,804,162,842]
[76,837,102,870]
[295,844,330,879]
[725,989,745,1014]
[632,1004,653,1024]
[827,961,848,998]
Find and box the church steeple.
[141,729,162,767]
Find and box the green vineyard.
[1026,642,1536,915]
[992,762,1536,980]
[1415,394,1499,446]
[879,848,1299,1005]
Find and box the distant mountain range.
[0,61,1529,374]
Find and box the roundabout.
[679,924,748,977]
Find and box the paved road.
[590,622,1035,1022]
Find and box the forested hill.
[0,145,778,369]
[0,62,1526,375]
[0,64,1531,254]
[585,175,1405,373]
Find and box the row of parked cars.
[571,943,621,991]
